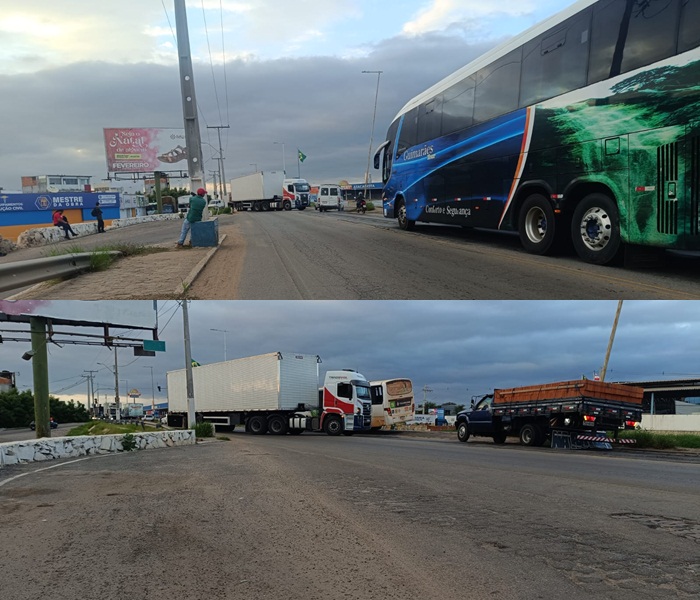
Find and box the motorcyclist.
[355,192,366,212]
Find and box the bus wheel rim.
[579,207,611,251]
[525,206,547,242]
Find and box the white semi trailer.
[166,351,372,435]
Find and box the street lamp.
[143,366,155,412]
[273,141,286,174]
[210,328,229,361]
[361,70,383,199]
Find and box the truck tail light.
[583,415,596,422]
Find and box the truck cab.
[321,370,372,435]
[455,394,507,444]
[283,178,310,210]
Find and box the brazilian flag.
[298,149,307,163]
[191,359,201,367]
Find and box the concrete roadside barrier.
[0,429,195,466]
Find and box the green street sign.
[143,340,166,352]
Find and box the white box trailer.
[166,352,372,436]
[229,171,285,212]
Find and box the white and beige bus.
[369,378,415,430]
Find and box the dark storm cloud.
[0,32,489,189]
[2,301,699,408]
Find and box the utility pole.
[113,348,121,420]
[422,385,432,414]
[29,316,51,438]
[362,70,382,198]
[209,170,219,199]
[174,0,204,192]
[83,370,98,416]
[600,300,623,382]
[182,300,196,428]
[208,125,229,202]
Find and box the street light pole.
[361,70,383,199]
[210,328,229,362]
[144,366,155,412]
[273,141,286,174]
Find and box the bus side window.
[678,0,700,53]
[441,76,475,137]
[473,48,521,125]
[588,0,680,84]
[397,107,419,156]
[416,97,442,145]
[520,8,591,107]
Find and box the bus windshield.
[375,0,700,266]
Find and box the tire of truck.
[457,421,470,443]
[492,431,507,444]
[253,202,261,212]
[267,414,288,435]
[262,201,270,212]
[283,200,292,211]
[248,415,268,435]
[519,424,539,446]
[323,415,343,436]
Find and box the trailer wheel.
[323,415,343,436]
[492,431,507,444]
[248,415,268,435]
[519,424,539,446]
[268,414,288,435]
[457,421,470,443]
[262,201,270,212]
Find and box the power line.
[201,0,223,127]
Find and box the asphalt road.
[196,210,700,299]
[3,211,700,299]
[1,432,698,600]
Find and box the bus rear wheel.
[518,194,558,255]
[397,199,415,231]
[571,193,622,265]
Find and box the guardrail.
[0,252,121,293]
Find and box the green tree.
[0,390,90,428]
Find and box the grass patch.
[194,422,214,438]
[618,429,700,449]
[216,435,231,441]
[67,421,142,436]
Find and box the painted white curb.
[0,430,195,466]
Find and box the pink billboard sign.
[103,128,188,173]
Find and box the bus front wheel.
[571,193,621,265]
[397,200,415,231]
[518,194,558,255]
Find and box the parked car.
[29,419,58,430]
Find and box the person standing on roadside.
[177,188,207,247]
[91,202,105,233]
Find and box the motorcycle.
[356,198,367,214]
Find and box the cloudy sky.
[0,0,573,192]
[1,300,699,410]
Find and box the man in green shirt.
[177,188,207,246]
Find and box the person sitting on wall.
[176,188,207,247]
[52,209,78,240]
